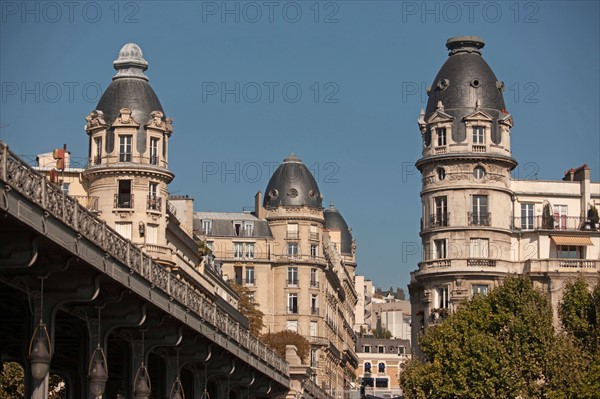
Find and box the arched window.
[378,362,386,373]
[364,362,371,373]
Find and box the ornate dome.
[425,36,507,144]
[95,43,164,138]
[323,202,353,256]
[263,154,322,209]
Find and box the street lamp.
[133,331,151,399]
[88,308,108,396]
[169,348,185,399]
[29,278,52,380]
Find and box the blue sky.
[1,1,599,292]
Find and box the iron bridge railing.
[0,141,288,377]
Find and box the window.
[149,137,159,165]
[434,239,447,259]
[245,267,255,285]
[364,345,371,353]
[434,196,448,226]
[470,238,489,258]
[472,126,485,144]
[288,242,299,257]
[94,137,102,164]
[119,135,132,162]
[310,244,318,258]
[288,293,298,314]
[233,243,254,259]
[472,284,488,296]
[311,348,318,367]
[243,222,254,237]
[245,243,254,259]
[554,205,568,229]
[287,267,298,286]
[473,166,486,179]
[116,180,132,208]
[310,268,318,287]
[233,221,242,236]
[311,294,318,314]
[378,346,385,353]
[310,224,318,240]
[471,195,489,225]
[148,182,159,211]
[398,346,405,354]
[375,378,389,388]
[557,245,583,259]
[436,128,447,146]
[115,222,132,240]
[146,224,158,245]
[435,286,449,309]
[201,220,212,235]
[437,167,446,181]
[378,362,386,373]
[233,242,243,259]
[286,320,298,332]
[287,223,299,239]
[521,203,534,230]
[310,321,317,337]
[364,362,372,373]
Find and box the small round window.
[437,167,446,181]
[269,189,279,198]
[473,166,486,179]
[288,188,298,198]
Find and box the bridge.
[0,139,292,398]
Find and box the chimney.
[254,191,265,219]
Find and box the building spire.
[113,43,149,81]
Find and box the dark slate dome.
[425,36,507,144]
[96,43,164,134]
[263,154,322,209]
[324,202,353,255]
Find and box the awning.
[551,235,593,246]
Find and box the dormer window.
[94,137,102,165]
[243,222,254,237]
[149,137,159,165]
[472,126,485,144]
[436,128,447,146]
[119,135,132,162]
[233,221,242,236]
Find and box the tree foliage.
[400,275,589,399]
[559,276,600,398]
[371,325,393,339]
[230,283,264,336]
[261,330,310,363]
[0,362,65,399]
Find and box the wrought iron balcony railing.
[430,213,449,227]
[468,212,491,226]
[512,215,588,231]
[114,193,133,209]
[146,195,162,212]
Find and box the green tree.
[230,283,264,336]
[560,276,600,398]
[261,330,310,363]
[0,362,25,399]
[400,275,587,399]
[371,325,393,339]
[0,362,65,399]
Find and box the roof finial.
[329,201,335,210]
[113,43,149,81]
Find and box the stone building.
[355,336,410,398]
[409,36,600,355]
[195,154,359,395]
